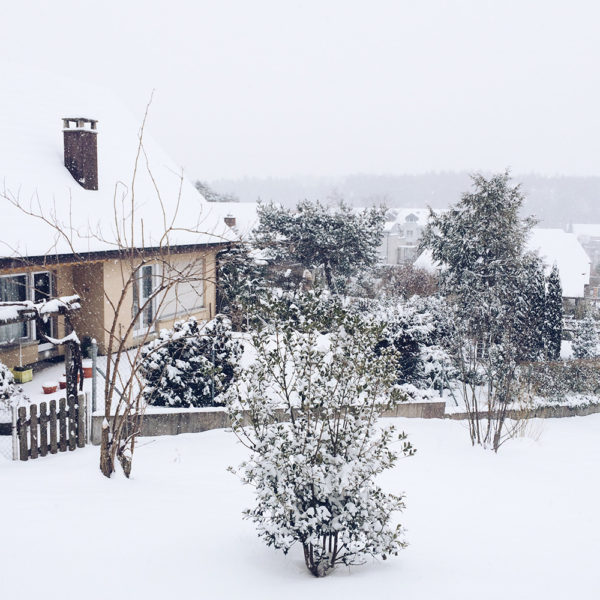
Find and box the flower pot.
[82,359,93,379]
[11,366,33,384]
[59,376,67,390]
[42,382,58,394]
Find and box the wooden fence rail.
[16,394,86,461]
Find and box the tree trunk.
[99,426,113,477]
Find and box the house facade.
[0,70,234,369]
[379,208,438,266]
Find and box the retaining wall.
[90,401,447,445]
[445,403,600,420]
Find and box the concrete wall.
[445,403,600,420]
[90,401,446,445]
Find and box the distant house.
[569,224,600,302]
[414,228,590,303]
[379,208,435,265]
[0,68,235,370]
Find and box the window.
[33,272,56,349]
[0,271,56,346]
[133,265,156,336]
[159,258,205,319]
[0,274,28,343]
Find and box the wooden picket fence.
[16,394,87,461]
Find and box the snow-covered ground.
[1,415,599,599]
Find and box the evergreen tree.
[517,254,547,361]
[420,172,541,450]
[252,200,386,293]
[194,180,239,203]
[544,264,563,360]
[217,243,268,329]
[572,312,598,359]
[420,171,536,352]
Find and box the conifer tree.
[253,200,386,293]
[517,254,547,361]
[544,264,563,360]
[572,312,598,359]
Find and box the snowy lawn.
[1,416,599,599]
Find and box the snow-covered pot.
[42,382,58,394]
[59,375,67,390]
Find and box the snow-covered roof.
[528,229,590,298]
[0,64,236,260]
[382,208,433,233]
[201,201,260,241]
[414,228,590,298]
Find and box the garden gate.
[10,393,88,461]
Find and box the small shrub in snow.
[227,294,415,577]
[0,361,15,413]
[140,316,241,408]
[572,314,599,359]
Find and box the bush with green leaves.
[226,292,415,577]
[140,316,242,408]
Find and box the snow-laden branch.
[0,295,81,325]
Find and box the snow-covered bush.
[526,358,600,399]
[0,361,15,412]
[140,316,242,407]
[227,294,415,577]
[572,314,599,359]
[364,296,456,392]
[217,243,268,330]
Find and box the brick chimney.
[224,214,236,228]
[62,117,98,190]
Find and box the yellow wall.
[0,246,221,365]
[101,249,218,353]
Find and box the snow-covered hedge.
[139,316,242,408]
[525,358,600,400]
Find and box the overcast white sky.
[1,0,598,179]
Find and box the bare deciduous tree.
[1,99,228,477]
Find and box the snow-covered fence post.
[11,404,18,461]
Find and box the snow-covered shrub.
[0,361,15,412]
[227,294,415,577]
[140,316,242,408]
[572,314,599,359]
[526,358,600,399]
[364,295,456,392]
[217,243,268,330]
